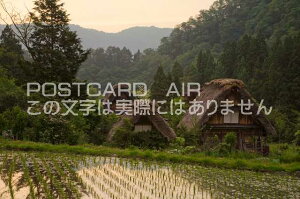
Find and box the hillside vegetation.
[77,0,300,143]
[0,0,299,147]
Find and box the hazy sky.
[3,0,215,32]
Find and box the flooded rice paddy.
[0,152,299,199]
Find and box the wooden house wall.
[133,116,153,132]
[206,92,255,125]
[203,92,269,154]
[207,112,254,125]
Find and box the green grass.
[0,138,299,173]
[269,143,300,163]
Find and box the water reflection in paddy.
[78,157,212,199]
[0,152,299,199]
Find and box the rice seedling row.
[0,151,299,199]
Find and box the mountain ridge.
[0,24,173,52]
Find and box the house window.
[134,125,152,132]
[224,112,239,124]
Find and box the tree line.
[0,0,299,145]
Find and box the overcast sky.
[3,0,215,32]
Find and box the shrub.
[0,76,26,112]
[0,106,28,140]
[111,119,133,148]
[294,131,300,146]
[270,144,300,163]
[216,143,231,156]
[84,113,118,145]
[170,137,185,149]
[224,132,237,152]
[111,119,169,149]
[177,126,199,146]
[131,130,169,149]
[201,135,219,151]
[182,146,197,154]
[268,109,297,142]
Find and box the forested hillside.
[78,0,299,84]
[158,0,299,58]
[78,0,300,142]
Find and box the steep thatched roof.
[178,79,276,135]
[103,84,134,102]
[107,114,176,141]
[105,84,176,141]
[103,84,135,112]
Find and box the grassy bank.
[0,138,299,173]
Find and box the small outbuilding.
[178,79,276,154]
[107,114,176,142]
[104,84,176,142]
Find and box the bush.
[0,76,26,112]
[132,130,169,149]
[176,126,199,146]
[84,113,118,145]
[182,146,197,154]
[294,131,300,146]
[268,109,297,142]
[201,135,219,151]
[270,144,300,163]
[111,119,169,149]
[224,132,237,152]
[217,143,231,156]
[170,137,185,149]
[111,119,134,148]
[0,106,28,140]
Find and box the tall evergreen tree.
[29,0,89,82]
[133,50,142,62]
[266,34,300,110]
[172,61,183,93]
[0,25,29,83]
[196,50,215,84]
[150,65,169,100]
[220,41,238,78]
[0,25,23,55]
[235,35,268,96]
[120,47,133,67]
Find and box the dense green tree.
[0,73,26,113]
[28,0,89,82]
[0,25,22,55]
[120,47,133,66]
[150,65,170,100]
[184,64,198,82]
[219,42,238,78]
[133,50,142,62]
[158,28,184,58]
[265,34,300,111]
[0,26,28,82]
[172,61,183,93]
[77,47,172,85]
[196,50,215,84]
[158,0,299,58]
[1,106,28,140]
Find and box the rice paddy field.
[0,151,299,199]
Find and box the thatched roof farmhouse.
[107,114,176,141]
[105,84,176,142]
[179,79,276,154]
